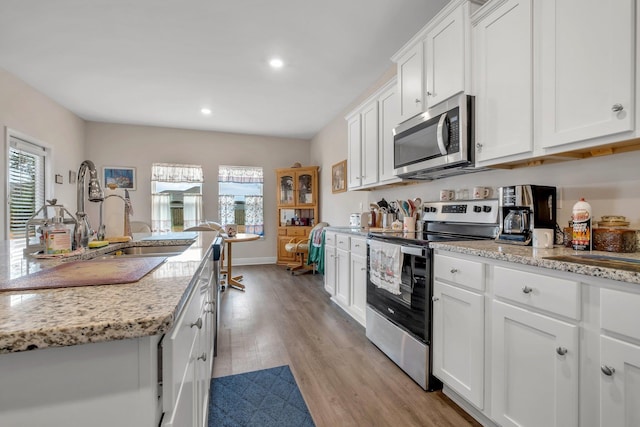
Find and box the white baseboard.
[230,257,277,266]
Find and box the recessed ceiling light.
[269,58,284,69]
[201,108,212,115]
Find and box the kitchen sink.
[92,245,191,259]
[543,254,640,273]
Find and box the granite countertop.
[430,240,640,285]
[0,232,216,354]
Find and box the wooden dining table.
[222,233,260,291]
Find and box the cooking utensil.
[413,198,422,209]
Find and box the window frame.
[4,128,52,241]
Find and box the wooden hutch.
[275,165,319,265]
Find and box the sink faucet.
[75,160,104,249]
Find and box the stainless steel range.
[366,199,499,390]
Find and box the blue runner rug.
[208,365,315,427]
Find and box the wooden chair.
[284,222,328,275]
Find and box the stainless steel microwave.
[393,93,477,180]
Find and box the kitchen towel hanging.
[368,240,402,295]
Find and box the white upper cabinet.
[537,0,635,148]
[347,114,362,189]
[396,44,424,121]
[345,78,400,190]
[473,0,533,164]
[378,83,401,183]
[361,101,379,186]
[424,3,466,108]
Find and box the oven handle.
[401,245,427,257]
[436,112,449,155]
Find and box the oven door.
[366,240,430,342]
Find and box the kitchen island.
[0,232,218,427]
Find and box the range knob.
[483,205,492,213]
[473,205,482,213]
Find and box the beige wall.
[85,122,310,261]
[0,68,86,240]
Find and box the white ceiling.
[0,0,448,140]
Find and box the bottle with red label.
[572,198,592,251]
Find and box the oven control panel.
[422,199,499,224]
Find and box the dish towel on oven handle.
[368,240,402,295]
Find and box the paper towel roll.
[104,188,125,238]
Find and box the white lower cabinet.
[349,237,367,326]
[600,288,640,427]
[323,232,337,296]
[600,336,640,427]
[491,300,579,427]
[432,280,484,409]
[326,232,367,327]
[433,249,640,427]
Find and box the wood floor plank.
[212,265,480,426]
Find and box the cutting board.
[1,256,167,292]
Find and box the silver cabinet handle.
[197,353,207,362]
[190,318,203,329]
[556,347,568,356]
[601,365,615,376]
[415,98,421,104]
[450,268,458,274]
[432,296,439,302]
[522,286,533,294]
[426,91,432,96]
[355,244,360,247]
[361,267,366,271]
[339,241,344,244]
[476,143,483,150]
[612,104,624,112]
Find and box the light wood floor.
[213,264,480,427]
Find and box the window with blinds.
[8,136,47,240]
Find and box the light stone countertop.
[0,232,216,354]
[430,240,640,285]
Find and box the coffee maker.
[497,185,557,245]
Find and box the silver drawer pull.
[432,296,439,302]
[361,267,366,271]
[556,347,568,356]
[339,241,344,244]
[601,365,615,376]
[190,318,203,329]
[450,268,458,274]
[612,103,624,112]
[197,353,207,362]
[522,286,533,294]
[355,244,360,247]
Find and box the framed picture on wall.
[103,166,136,190]
[331,160,347,194]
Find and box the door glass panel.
[298,173,313,204]
[279,175,294,204]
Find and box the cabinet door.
[335,248,350,307]
[397,44,424,121]
[349,253,367,326]
[324,244,336,296]
[433,281,484,409]
[278,172,295,206]
[296,170,316,206]
[277,236,297,264]
[378,84,401,183]
[347,114,362,189]
[473,0,533,163]
[600,336,640,427]
[425,4,465,108]
[538,0,634,148]
[361,102,379,186]
[492,300,579,427]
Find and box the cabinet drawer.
[278,228,287,236]
[494,266,580,320]
[336,234,350,251]
[350,237,366,257]
[288,228,307,237]
[434,254,485,291]
[325,232,336,247]
[601,288,640,341]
